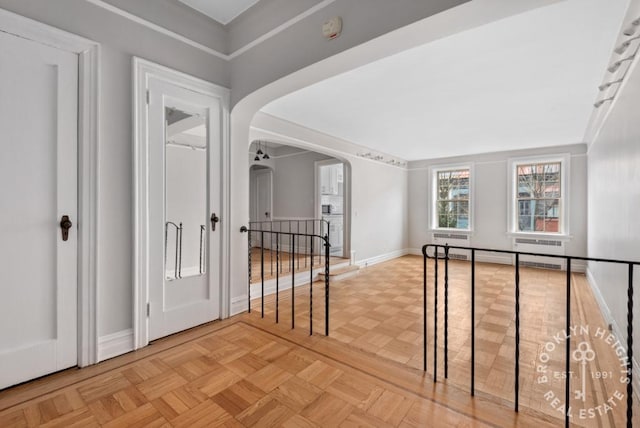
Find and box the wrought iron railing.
[241,226,331,336]
[422,244,638,428]
[248,219,330,277]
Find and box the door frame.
[0,8,101,367]
[133,58,230,349]
[314,159,350,258]
[250,165,274,223]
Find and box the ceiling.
[178,0,261,25]
[261,0,629,161]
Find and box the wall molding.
[85,0,227,59]
[355,249,409,268]
[84,0,337,60]
[98,329,134,362]
[586,268,640,398]
[231,295,248,316]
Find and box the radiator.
[513,237,564,270]
[432,232,470,260]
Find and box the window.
[509,155,568,235]
[433,168,471,230]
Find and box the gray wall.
[250,114,409,267]
[102,0,228,53]
[273,151,331,218]
[408,144,588,258]
[229,0,470,106]
[587,58,640,369]
[0,0,229,337]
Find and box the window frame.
[429,163,474,233]
[507,154,570,237]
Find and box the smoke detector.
[322,17,342,40]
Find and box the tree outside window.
[436,169,470,229]
[516,162,561,233]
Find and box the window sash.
[515,161,562,233]
[435,168,470,230]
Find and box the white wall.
[0,0,229,339]
[587,52,640,378]
[408,144,588,259]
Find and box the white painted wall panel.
[588,56,640,367]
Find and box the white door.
[256,169,272,248]
[147,77,221,341]
[256,169,272,223]
[0,31,78,388]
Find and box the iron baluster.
[248,229,252,313]
[515,253,520,412]
[471,249,475,396]
[565,258,571,428]
[444,244,449,379]
[434,246,439,382]
[310,234,314,335]
[325,234,330,336]
[423,245,427,372]
[276,233,280,324]
[261,231,265,319]
[291,234,295,329]
[627,263,633,428]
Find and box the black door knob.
[60,215,72,241]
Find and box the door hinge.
[146,90,150,104]
[146,302,150,317]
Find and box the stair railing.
[422,243,638,428]
[241,226,331,336]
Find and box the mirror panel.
[164,105,208,280]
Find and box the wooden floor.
[253,255,640,427]
[249,247,347,284]
[0,256,637,427]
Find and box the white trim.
[507,153,570,237]
[356,249,409,268]
[133,57,230,350]
[586,268,640,398]
[231,295,248,316]
[429,163,474,233]
[97,329,134,362]
[228,0,338,59]
[250,124,407,170]
[476,253,513,265]
[0,7,101,368]
[506,231,573,241]
[84,0,337,60]
[84,0,227,60]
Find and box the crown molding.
[85,0,337,61]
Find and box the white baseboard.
[571,260,587,273]
[408,248,423,256]
[231,295,248,316]
[98,329,134,362]
[586,268,640,398]
[356,249,409,268]
[249,269,322,299]
[476,253,513,265]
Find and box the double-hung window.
[432,167,471,230]
[509,155,568,235]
